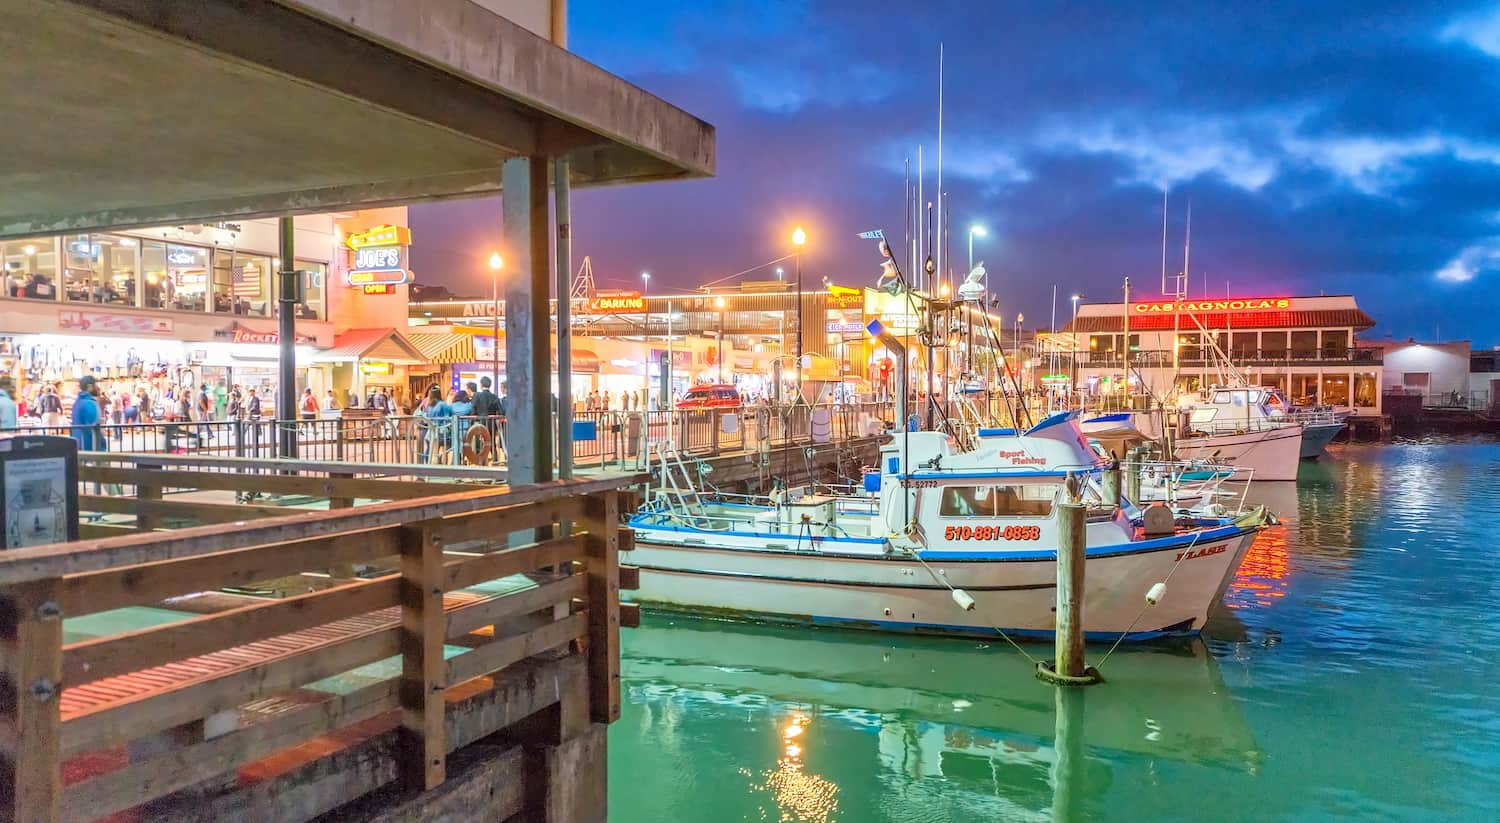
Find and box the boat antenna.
[1160,188,1169,296]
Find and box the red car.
[676,384,741,409]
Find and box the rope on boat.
[905,548,1042,666]
[1096,527,1205,669]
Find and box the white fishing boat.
[629,411,1270,642]
[1172,388,1305,481]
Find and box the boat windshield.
[939,484,1056,517]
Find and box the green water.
[610,438,1500,822]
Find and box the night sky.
[411,0,1500,346]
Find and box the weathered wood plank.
[80,464,450,502]
[445,574,583,639]
[619,564,640,591]
[81,494,298,524]
[62,678,401,823]
[60,627,400,758]
[1,476,636,585]
[64,576,402,686]
[443,535,586,593]
[78,522,137,540]
[400,521,447,790]
[584,491,622,724]
[60,528,402,617]
[445,613,588,687]
[5,580,64,823]
[620,602,642,629]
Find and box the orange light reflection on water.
[1228,526,1290,609]
[741,712,840,822]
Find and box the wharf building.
[1053,295,1384,414]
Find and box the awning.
[314,328,426,364]
[406,332,475,365]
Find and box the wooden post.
[1055,490,1087,679]
[329,471,356,579]
[4,580,64,823]
[399,520,447,790]
[1050,686,1086,821]
[1101,461,1121,509]
[583,490,621,723]
[137,463,161,532]
[1124,447,1142,506]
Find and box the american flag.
[231,264,262,297]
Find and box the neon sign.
[346,225,411,288]
[588,292,645,313]
[1133,298,1291,313]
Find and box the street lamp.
[967,224,987,271]
[714,295,727,383]
[1069,294,1081,404]
[791,227,807,398]
[488,252,503,389]
[1015,313,1025,396]
[641,271,651,408]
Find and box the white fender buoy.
[951,589,976,611]
[1146,582,1166,605]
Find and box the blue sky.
[412,1,1500,344]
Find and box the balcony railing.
[1071,347,1383,368]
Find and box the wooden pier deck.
[1,461,639,823]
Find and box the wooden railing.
[0,469,638,822]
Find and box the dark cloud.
[411,0,1500,343]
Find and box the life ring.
[461,423,493,465]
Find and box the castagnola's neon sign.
[1132,298,1291,313]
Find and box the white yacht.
[629,411,1269,642]
[1173,388,1305,481]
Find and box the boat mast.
[1122,276,1130,406]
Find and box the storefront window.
[93,234,139,306]
[1321,373,1350,406]
[142,241,210,311]
[1290,373,1319,405]
[1354,373,1377,407]
[298,261,326,320]
[1321,329,1350,358]
[1262,331,1288,358]
[2,238,58,300]
[62,234,100,303]
[1260,373,1287,393]
[1231,332,1257,360]
[1290,331,1318,359]
[212,250,272,316]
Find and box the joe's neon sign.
[1133,298,1291,313]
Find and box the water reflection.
[616,616,1258,822]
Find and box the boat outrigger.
[629,410,1271,642]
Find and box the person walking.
[0,377,18,431]
[70,375,103,451]
[38,384,63,429]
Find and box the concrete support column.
[503,156,554,486]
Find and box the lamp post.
[1015,313,1025,397]
[714,296,727,383]
[1069,294,1080,406]
[641,271,651,409]
[791,226,807,399]
[489,252,503,390]
[967,224,987,273]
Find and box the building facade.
[1055,295,1383,413]
[0,208,420,415]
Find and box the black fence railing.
[11,401,899,468]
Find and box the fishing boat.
[629,410,1270,642]
[1170,387,1305,481]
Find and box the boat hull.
[1174,425,1303,481]
[629,526,1259,641]
[1298,421,1344,460]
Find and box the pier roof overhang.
[0,0,715,240]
